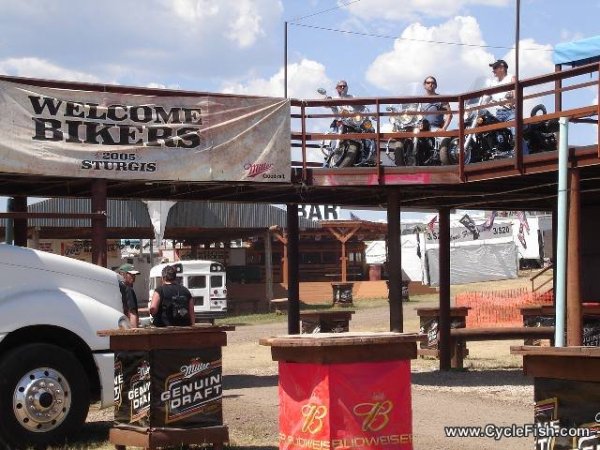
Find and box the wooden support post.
[514,80,524,174]
[272,230,288,285]
[11,196,28,247]
[91,179,107,267]
[264,230,274,303]
[438,207,451,371]
[327,226,360,283]
[386,189,403,332]
[567,168,582,346]
[190,241,199,259]
[341,241,347,282]
[554,64,562,115]
[286,204,300,335]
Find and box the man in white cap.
[486,59,516,122]
[117,263,140,327]
[486,59,528,154]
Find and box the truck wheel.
[0,343,90,448]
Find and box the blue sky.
[0,0,598,219]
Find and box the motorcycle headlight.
[354,114,362,122]
[363,119,372,130]
[476,116,484,125]
[399,114,412,126]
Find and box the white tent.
[366,213,519,286]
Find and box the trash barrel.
[331,282,354,306]
[368,264,382,281]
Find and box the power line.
[288,22,554,52]
[290,0,362,23]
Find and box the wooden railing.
[530,263,554,293]
[290,62,600,184]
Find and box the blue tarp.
[554,35,600,66]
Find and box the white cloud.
[0,0,284,88]
[166,0,274,48]
[365,16,554,96]
[145,82,182,90]
[220,58,332,99]
[366,16,493,95]
[227,0,266,48]
[501,38,554,78]
[339,0,509,21]
[170,0,220,22]
[0,57,102,83]
[559,29,584,43]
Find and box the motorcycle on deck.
[524,104,559,154]
[317,88,376,168]
[439,83,514,165]
[385,103,439,167]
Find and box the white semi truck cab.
[0,244,128,448]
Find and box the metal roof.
[166,201,318,229]
[1,198,319,231]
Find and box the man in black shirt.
[149,265,194,327]
[117,263,140,328]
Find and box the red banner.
[278,360,412,449]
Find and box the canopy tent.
[554,35,600,66]
[366,214,518,286]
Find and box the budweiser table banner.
[279,360,413,450]
[0,78,290,182]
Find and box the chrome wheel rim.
[13,367,71,432]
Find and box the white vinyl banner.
[424,222,513,244]
[0,79,291,182]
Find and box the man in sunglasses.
[328,80,367,114]
[421,76,452,131]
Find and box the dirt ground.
[220,297,534,450]
[85,274,545,450]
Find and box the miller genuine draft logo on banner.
[0,77,290,182]
[114,360,124,409]
[534,379,600,450]
[158,353,223,425]
[114,351,150,426]
[128,360,151,423]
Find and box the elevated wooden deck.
[0,63,597,213]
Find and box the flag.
[459,214,480,239]
[516,211,530,234]
[518,223,527,248]
[482,211,497,231]
[427,215,438,232]
[349,212,361,221]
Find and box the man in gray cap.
[117,263,140,327]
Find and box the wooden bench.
[443,326,555,369]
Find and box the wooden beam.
[567,168,582,346]
[438,207,451,371]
